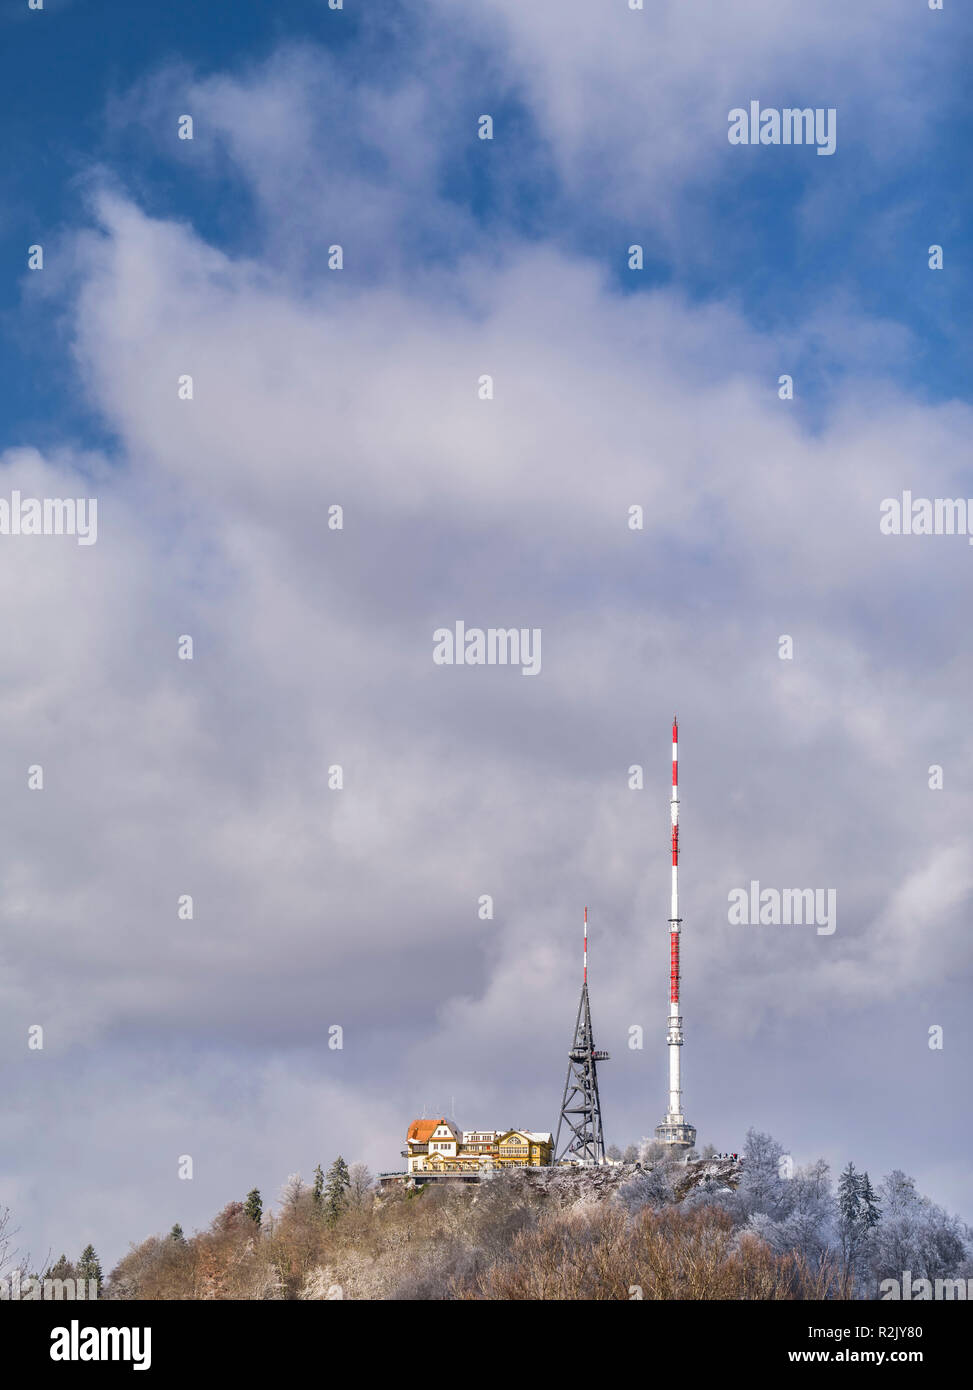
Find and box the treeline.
[622,1130,972,1299]
[96,1131,972,1300]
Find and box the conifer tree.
[858,1172,881,1231]
[77,1245,102,1293]
[838,1162,862,1273]
[243,1189,263,1227]
[838,1162,860,1223]
[169,1223,185,1243]
[312,1163,325,1206]
[324,1156,350,1225]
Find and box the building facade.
[404,1119,553,1175]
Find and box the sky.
[1,0,971,1272]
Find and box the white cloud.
[4,28,972,1262]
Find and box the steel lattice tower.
[554,908,610,1165]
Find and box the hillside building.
[404,1119,553,1175]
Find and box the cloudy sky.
[1,0,971,1270]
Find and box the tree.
[880,1169,917,1215]
[617,1160,677,1212]
[638,1139,668,1165]
[348,1162,373,1208]
[324,1156,350,1224]
[776,1159,836,1267]
[312,1164,325,1207]
[169,1224,185,1243]
[837,1162,863,1276]
[622,1144,639,1164]
[77,1245,102,1294]
[859,1173,881,1232]
[738,1129,792,1223]
[867,1170,970,1293]
[606,1144,622,1162]
[243,1189,263,1227]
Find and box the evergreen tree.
[77,1245,102,1293]
[169,1223,185,1243]
[838,1162,863,1273]
[858,1173,881,1231]
[312,1163,325,1206]
[243,1189,263,1227]
[324,1156,351,1224]
[838,1162,860,1223]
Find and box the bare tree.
[348,1162,374,1209]
[0,1205,38,1284]
[278,1173,305,1213]
[0,1207,16,1278]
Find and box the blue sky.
[1,0,972,1272]
[5,0,971,452]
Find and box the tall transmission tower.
[554,908,610,1165]
[655,716,697,1150]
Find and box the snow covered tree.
[776,1159,836,1268]
[737,1129,792,1223]
[880,1169,917,1215]
[837,1161,863,1273]
[606,1144,622,1162]
[312,1164,325,1207]
[867,1169,971,1292]
[169,1224,185,1243]
[618,1150,682,1211]
[622,1144,639,1164]
[638,1139,668,1165]
[859,1173,881,1232]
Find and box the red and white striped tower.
[655,717,697,1150]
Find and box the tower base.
[654,1116,696,1150]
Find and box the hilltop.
[93,1133,970,1300]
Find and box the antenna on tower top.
[554,908,609,1165]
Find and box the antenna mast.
[555,908,610,1165]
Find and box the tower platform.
[654,1115,696,1149]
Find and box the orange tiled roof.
[407,1118,445,1143]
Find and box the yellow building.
[403,1120,552,1174]
[496,1130,554,1167]
[404,1118,461,1174]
